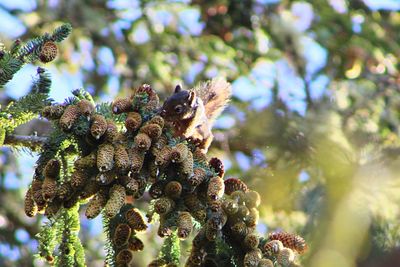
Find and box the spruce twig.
[3,134,48,150]
[0,23,71,87]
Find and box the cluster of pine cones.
[110,205,148,266]
[24,85,162,220]
[23,84,307,267]
[184,178,307,267]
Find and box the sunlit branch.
[3,134,48,150]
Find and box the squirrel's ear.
[174,84,182,93]
[188,91,196,105]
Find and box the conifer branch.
[3,134,48,150]
[0,23,71,87]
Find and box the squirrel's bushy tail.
[196,77,232,124]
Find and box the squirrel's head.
[160,84,196,120]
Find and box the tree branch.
[3,134,48,151]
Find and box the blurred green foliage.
[1,0,400,266]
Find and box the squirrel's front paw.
[187,137,202,146]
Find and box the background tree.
[0,0,400,266]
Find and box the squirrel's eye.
[174,105,183,114]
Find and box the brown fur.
[195,77,232,124]
[161,77,231,152]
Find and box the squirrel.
[160,77,232,153]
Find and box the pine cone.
[149,180,166,199]
[59,105,81,131]
[70,169,88,189]
[43,159,60,178]
[57,182,74,200]
[24,188,38,217]
[164,181,182,199]
[140,123,162,140]
[90,114,107,139]
[97,143,114,172]
[269,232,308,254]
[244,233,260,250]
[207,176,224,202]
[85,190,108,219]
[125,112,142,132]
[186,250,203,266]
[129,150,144,174]
[154,197,174,215]
[33,190,46,212]
[155,146,172,167]
[177,211,193,239]
[245,208,259,227]
[244,190,261,209]
[39,41,58,63]
[224,178,248,195]
[112,97,133,114]
[149,115,164,128]
[77,99,95,118]
[114,144,130,172]
[42,176,57,201]
[170,143,189,163]
[134,133,152,151]
[263,240,284,256]
[128,236,144,252]
[222,199,239,216]
[243,249,261,267]
[188,168,206,187]
[207,212,227,230]
[209,157,224,178]
[104,184,126,218]
[205,223,218,241]
[42,105,65,120]
[113,223,131,247]
[179,151,194,177]
[115,249,134,266]
[148,259,167,267]
[277,248,295,266]
[119,176,139,195]
[74,151,97,169]
[125,208,147,232]
[158,215,172,237]
[104,119,119,142]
